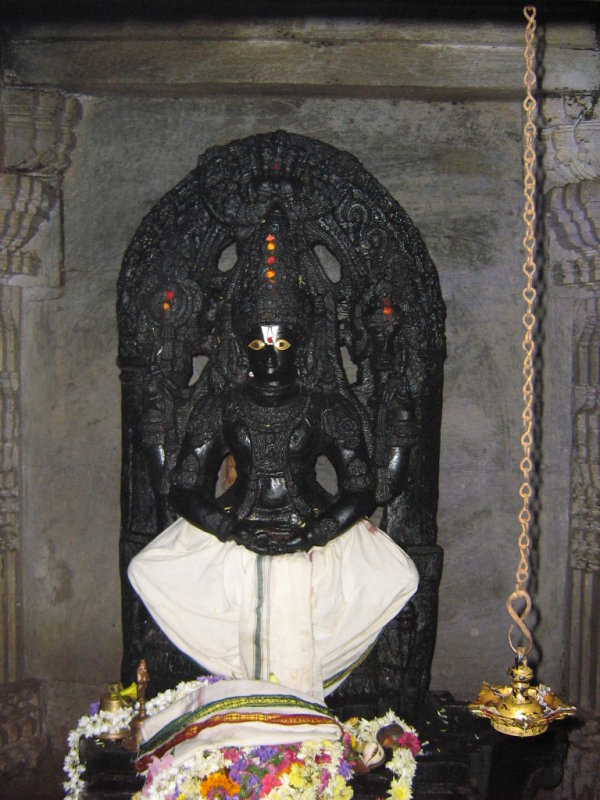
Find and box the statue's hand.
[310,517,339,547]
[230,521,313,555]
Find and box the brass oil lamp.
[469,6,575,738]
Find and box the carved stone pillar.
[0,86,80,774]
[567,294,600,711]
[545,96,600,713]
[0,284,21,685]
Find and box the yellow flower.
[387,777,411,800]
[331,773,353,800]
[288,762,310,790]
[176,794,187,800]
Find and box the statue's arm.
[138,375,172,497]
[168,435,237,542]
[167,397,237,541]
[311,400,375,546]
[374,387,417,503]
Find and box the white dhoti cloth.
[128,518,419,703]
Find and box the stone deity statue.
[127,207,418,701]
[118,131,445,716]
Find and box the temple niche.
[1,5,599,798]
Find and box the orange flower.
[199,771,241,798]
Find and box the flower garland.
[63,680,421,800]
[63,679,205,799]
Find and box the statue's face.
[246,323,298,383]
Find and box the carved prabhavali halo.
[119,130,444,440]
[117,131,445,714]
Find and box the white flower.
[387,747,417,783]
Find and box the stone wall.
[1,14,598,760]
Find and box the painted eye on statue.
[248,339,266,351]
[274,339,291,351]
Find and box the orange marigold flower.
[199,771,241,798]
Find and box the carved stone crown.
[232,204,314,337]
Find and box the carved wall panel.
[0,173,57,278]
[547,179,600,288]
[0,285,21,685]
[545,95,600,710]
[566,297,600,711]
[0,679,46,776]
[1,88,80,176]
[543,95,600,189]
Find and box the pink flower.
[259,771,281,796]
[319,768,331,792]
[279,750,298,770]
[395,732,421,756]
[142,754,175,796]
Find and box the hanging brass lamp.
[468,6,576,738]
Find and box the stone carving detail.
[565,295,600,711]
[546,178,600,287]
[0,174,57,278]
[118,131,446,716]
[0,679,46,776]
[548,157,600,710]
[569,298,600,573]
[0,88,80,281]
[0,88,80,175]
[543,95,600,189]
[0,286,21,553]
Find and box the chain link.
[506,6,537,657]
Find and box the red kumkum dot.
[165,290,175,301]
[273,164,280,172]
[267,256,276,266]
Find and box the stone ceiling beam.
[4,22,598,99]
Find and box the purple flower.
[89,701,100,715]
[251,745,281,763]
[337,759,353,779]
[203,674,228,685]
[228,760,249,784]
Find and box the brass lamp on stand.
[469,6,576,738]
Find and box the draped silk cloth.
[136,679,342,771]
[128,518,419,703]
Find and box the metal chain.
[506,5,537,658]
